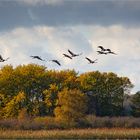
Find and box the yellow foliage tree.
[54,88,88,125]
[2,91,26,118]
[43,84,59,116]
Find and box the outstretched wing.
[97,51,107,55]
[68,49,74,56]
[97,51,103,54]
[85,57,92,62]
[56,61,61,66]
[36,56,44,61]
[63,54,72,59]
[98,46,105,51]
[110,52,117,55]
[0,55,4,60]
[30,56,45,61]
[52,60,61,66]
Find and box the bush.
[0,116,139,130]
[86,115,140,128]
[18,108,28,120]
[0,119,18,130]
[34,117,60,129]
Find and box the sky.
[0,0,140,93]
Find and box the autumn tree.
[0,64,49,117]
[43,84,59,116]
[2,91,26,118]
[46,70,79,90]
[0,64,134,118]
[54,88,88,126]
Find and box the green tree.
[78,71,133,116]
[131,91,140,117]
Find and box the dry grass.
[0,128,140,139]
[0,117,140,130]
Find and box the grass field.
[0,128,140,139]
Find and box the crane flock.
[0,46,117,66]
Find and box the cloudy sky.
[0,0,140,93]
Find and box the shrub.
[0,116,139,130]
[0,119,18,130]
[18,108,28,120]
[86,115,140,128]
[34,116,64,129]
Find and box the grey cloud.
[18,0,63,6]
[0,1,140,31]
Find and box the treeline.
[0,64,139,122]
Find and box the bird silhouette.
[106,49,117,55]
[98,47,117,55]
[106,49,111,52]
[97,51,108,55]
[30,56,45,61]
[0,55,9,62]
[63,54,72,59]
[68,49,82,57]
[50,60,61,66]
[98,46,106,51]
[85,57,98,64]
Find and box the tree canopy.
[54,88,88,126]
[131,91,140,117]
[0,64,137,119]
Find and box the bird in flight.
[98,46,117,55]
[85,57,98,64]
[50,60,61,66]
[63,53,72,59]
[0,55,9,62]
[68,49,82,57]
[30,56,45,61]
[107,50,117,55]
[106,49,111,52]
[97,51,108,55]
[98,46,106,51]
